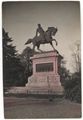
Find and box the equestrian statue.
[25,24,58,52]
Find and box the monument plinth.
[26,50,64,95]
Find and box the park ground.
[4,96,81,119]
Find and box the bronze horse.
[25,27,58,52]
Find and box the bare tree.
[71,41,81,73]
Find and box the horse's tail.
[25,39,33,45]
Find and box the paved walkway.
[4,97,81,118]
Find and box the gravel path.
[4,96,81,118]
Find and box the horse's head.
[48,27,58,36]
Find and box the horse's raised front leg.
[53,39,58,46]
[50,42,59,53]
[50,42,56,51]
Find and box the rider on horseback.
[36,24,45,42]
[25,24,58,52]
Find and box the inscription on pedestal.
[36,63,53,72]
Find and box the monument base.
[26,51,64,95]
[26,74,63,95]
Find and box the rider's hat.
[38,24,41,27]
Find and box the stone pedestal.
[26,50,64,95]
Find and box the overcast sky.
[2,1,81,72]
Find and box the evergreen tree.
[19,47,33,82]
[3,28,25,88]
